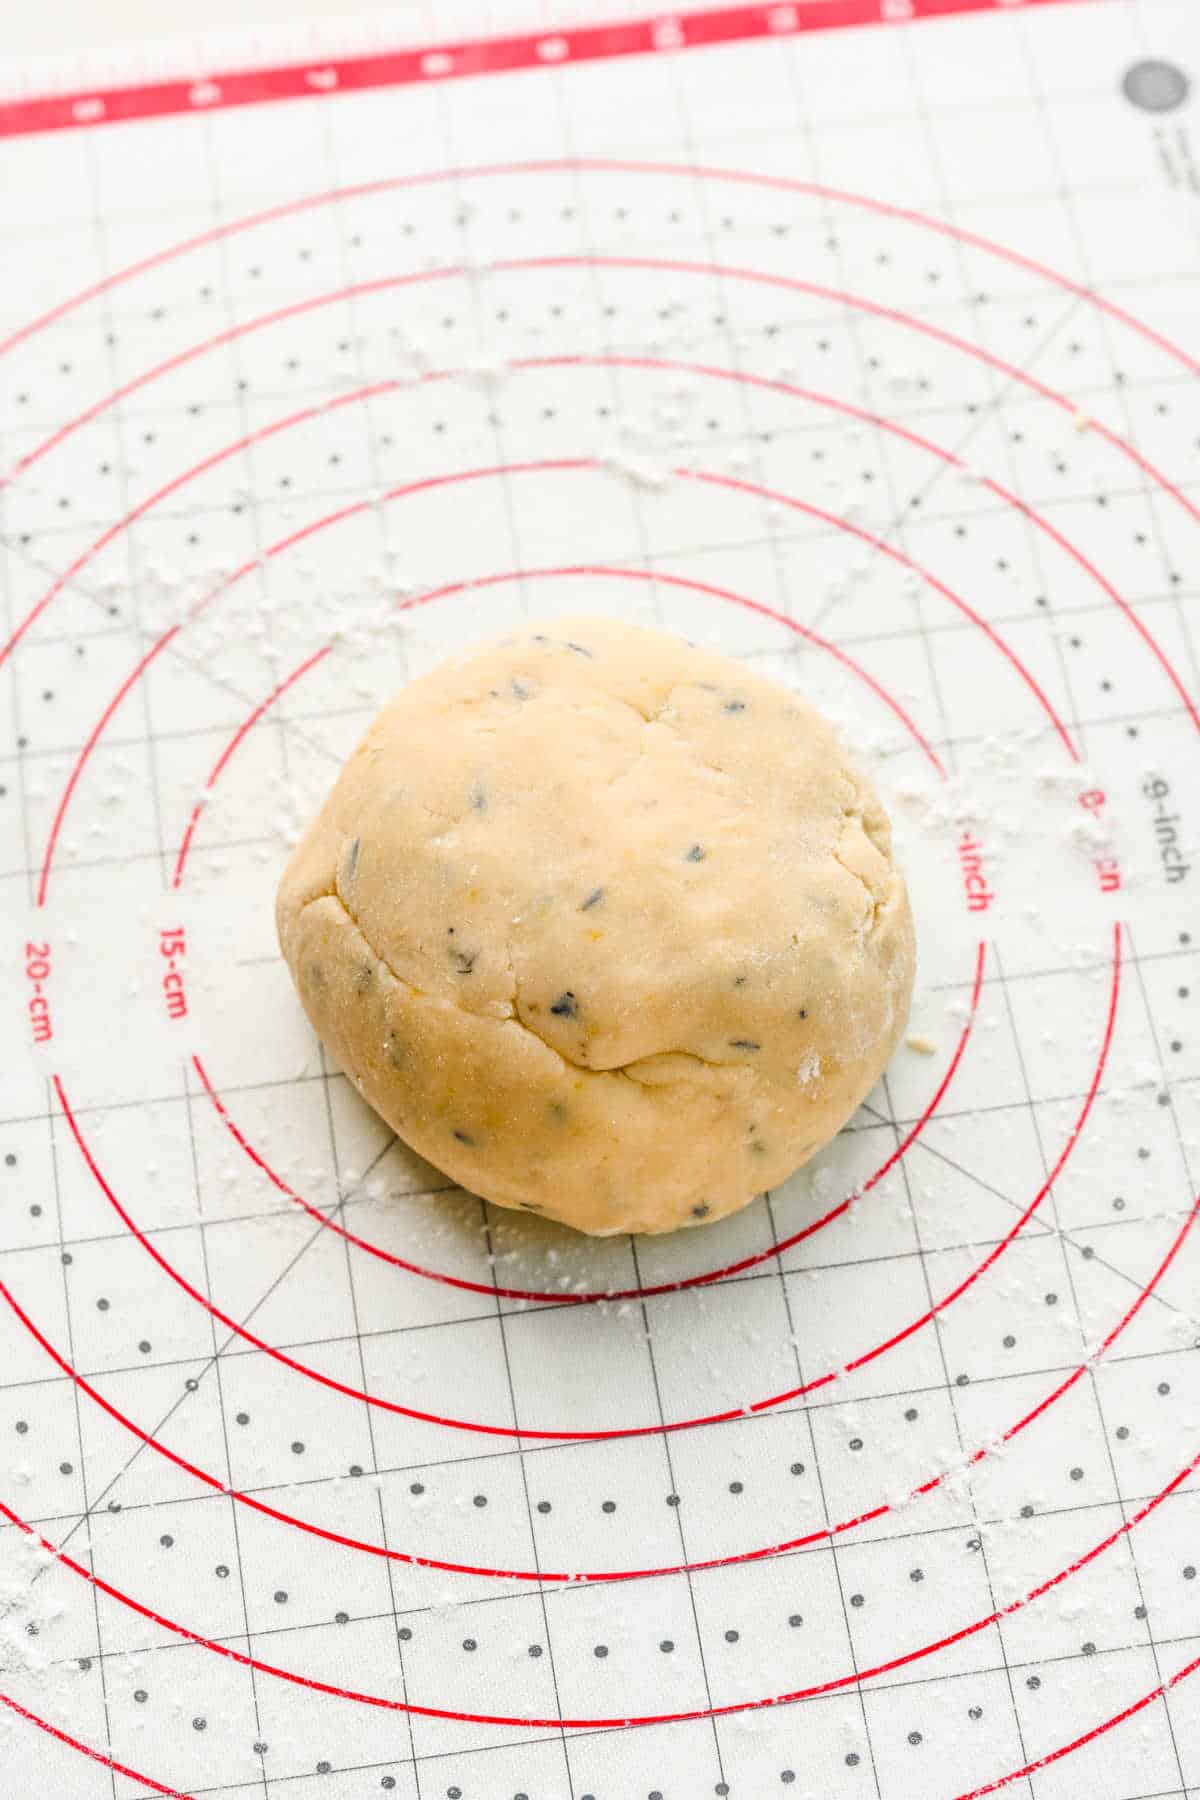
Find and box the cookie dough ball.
[276,616,914,1236]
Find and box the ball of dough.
[276,616,914,1236]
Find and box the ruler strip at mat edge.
[0,0,1111,142]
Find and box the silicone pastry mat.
[1,2,1199,1797]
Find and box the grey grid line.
[43,1077,117,1800]
[439,52,580,1791]
[887,1037,1035,1790]
[201,105,304,921]
[11,1427,1199,1639]
[3,685,1195,888]
[317,1037,424,1798]
[1035,5,1200,716]
[688,41,897,1795]
[555,46,736,1789]
[994,938,1187,1797]
[9,372,1199,580]
[3,1124,401,1607]
[11,572,1200,676]
[2,21,1198,1797]
[2,1211,1195,1407]
[86,152,173,904]
[182,1056,270,1800]
[8,336,1197,462]
[22,1559,1200,1697]
[6,1136,1198,1393]
[0,134,1159,262]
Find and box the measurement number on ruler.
[160,928,188,1020]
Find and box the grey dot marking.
[291,1441,305,1454]
[909,1731,923,1745]
[1185,1566,1197,1580]
[317,1762,332,1775]
[215,1564,229,1579]
[537,1500,551,1513]
[788,1613,803,1627]
[660,1639,674,1652]
[729,1480,743,1493]
[1122,58,1190,112]
[160,1535,174,1548]
[134,1689,147,1702]
[1026,1675,1041,1690]
[725,1628,739,1642]
[1070,1467,1084,1481]
[274,1590,288,1604]
[335,1611,349,1624]
[398,1627,412,1641]
[462,1637,477,1651]
[594,1643,608,1657]
[236,1412,249,1425]
[782,1775,796,1786]
[382,1782,396,1792]
[411,1482,425,1495]
[850,1593,864,1607]
[193,1718,207,1731]
[845,1753,860,1766]
[254,1743,268,1756]
[529,1643,543,1657]
[849,1437,863,1450]
[602,1499,616,1513]
[473,1493,487,1507]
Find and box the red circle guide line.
[1,1341,1197,1733]
[0,1158,1192,1592]
[171,643,333,885]
[0,1690,195,1800]
[171,545,949,892]
[50,925,1119,1444]
[39,447,1088,909]
[4,242,1198,669]
[0,151,1188,381]
[8,345,1194,752]
[684,475,1079,759]
[193,940,979,1305]
[952,1648,1200,1800]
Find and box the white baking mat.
[2,3,1199,1796]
